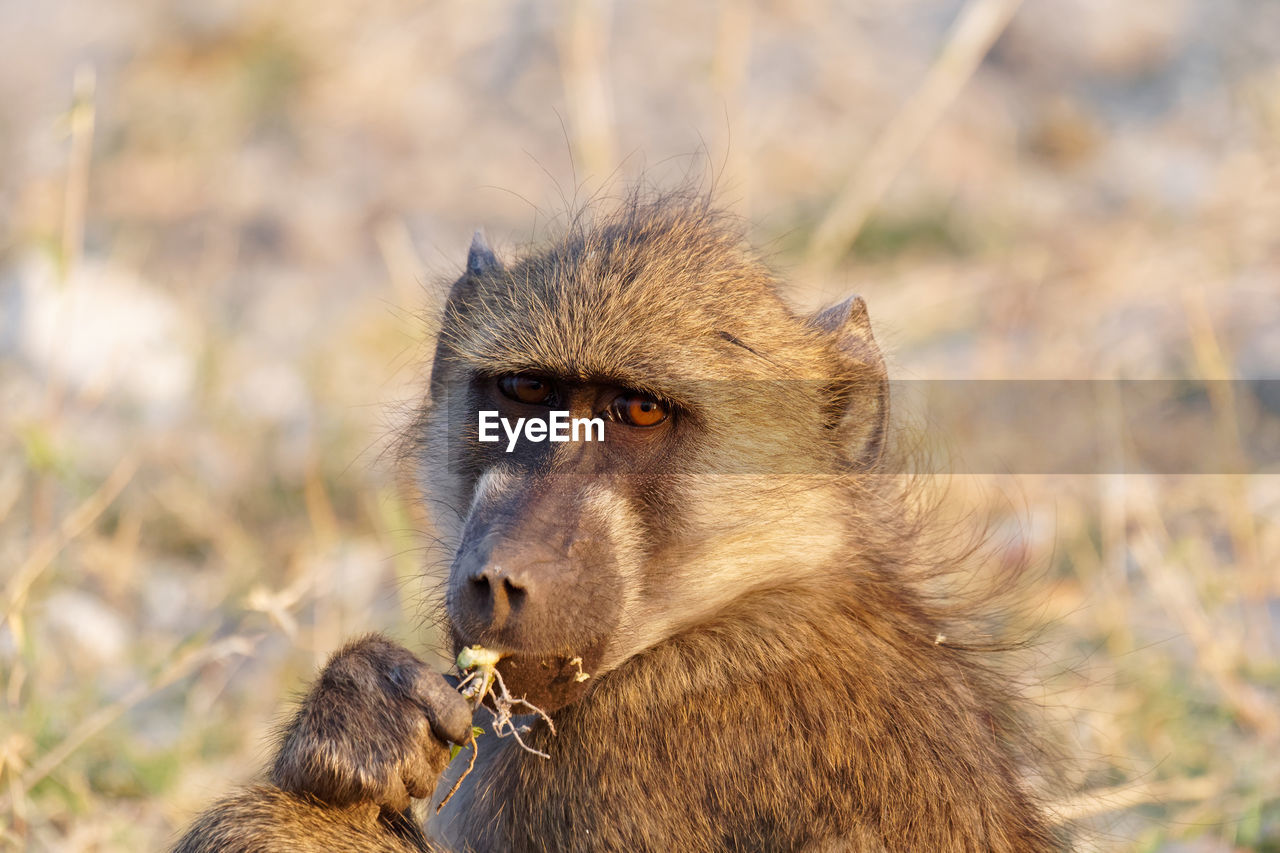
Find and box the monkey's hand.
[268,634,473,813]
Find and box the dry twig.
[806,0,1024,271]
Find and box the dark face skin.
[442,370,682,710]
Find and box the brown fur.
[173,190,1066,852]
[451,585,1055,852]
[172,787,431,853]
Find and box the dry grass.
[1,1,1277,850]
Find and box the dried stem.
[805,0,1024,272]
[436,736,479,814]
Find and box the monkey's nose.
[465,565,529,632]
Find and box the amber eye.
[498,375,553,405]
[613,393,668,427]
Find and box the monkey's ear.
[808,295,888,470]
[466,229,501,276]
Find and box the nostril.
[461,565,530,632]
[503,576,527,609]
[466,568,512,629]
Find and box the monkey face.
[429,372,681,711]
[410,200,888,712]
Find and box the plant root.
[437,646,563,812]
[435,733,478,814]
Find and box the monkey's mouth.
[450,634,606,713]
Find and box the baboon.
[174,191,1065,852]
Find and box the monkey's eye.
[498,375,553,405]
[611,393,668,427]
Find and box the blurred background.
[1,0,1278,849]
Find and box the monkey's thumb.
[415,671,475,746]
